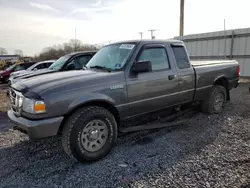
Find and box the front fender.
[68,92,116,112]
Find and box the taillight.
[238,66,241,77]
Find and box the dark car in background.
[9,51,96,85]
[0,62,36,83]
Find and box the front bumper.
[8,110,64,140]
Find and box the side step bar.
[119,108,197,133]
[119,120,186,133]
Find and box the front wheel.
[201,85,227,114]
[61,106,118,162]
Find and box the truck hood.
[12,69,124,96]
[11,70,28,77]
[13,69,55,80]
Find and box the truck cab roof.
[111,39,184,46]
[68,51,97,56]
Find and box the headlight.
[22,98,46,114]
[18,96,24,107]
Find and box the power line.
[138,32,143,39]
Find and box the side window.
[35,64,44,70]
[46,63,53,68]
[172,46,190,69]
[138,47,170,71]
[67,55,92,70]
[67,58,76,69]
[77,55,92,68]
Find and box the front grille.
[9,89,23,116]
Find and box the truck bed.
[191,59,239,101]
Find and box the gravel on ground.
[0,84,250,188]
[0,87,7,112]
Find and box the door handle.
[168,75,177,80]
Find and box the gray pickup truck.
[8,40,239,162]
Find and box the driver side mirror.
[132,60,152,73]
[66,63,75,70]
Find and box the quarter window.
[172,46,190,69]
[138,47,170,71]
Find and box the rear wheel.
[201,85,227,114]
[61,106,118,162]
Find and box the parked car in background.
[8,40,239,162]
[9,51,96,85]
[0,62,36,83]
[10,60,55,78]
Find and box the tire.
[61,106,118,162]
[201,85,227,114]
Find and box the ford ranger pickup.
[7,40,240,162]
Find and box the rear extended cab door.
[125,42,181,117]
[170,43,196,103]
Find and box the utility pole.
[224,19,226,59]
[148,29,156,39]
[179,0,184,36]
[139,32,143,39]
[74,28,77,51]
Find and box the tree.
[69,39,82,51]
[14,49,24,57]
[0,47,7,55]
[35,39,98,61]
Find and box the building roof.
[0,55,19,57]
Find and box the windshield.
[5,64,16,71]
[85,43,135,71]
[48,55,70,71]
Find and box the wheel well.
[58,101,120,134]
[214,77,230,100]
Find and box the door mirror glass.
[132,60,152,73]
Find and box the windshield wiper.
[90,65,112,72]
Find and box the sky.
[0,0,250,56]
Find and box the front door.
[126,44,181,117]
